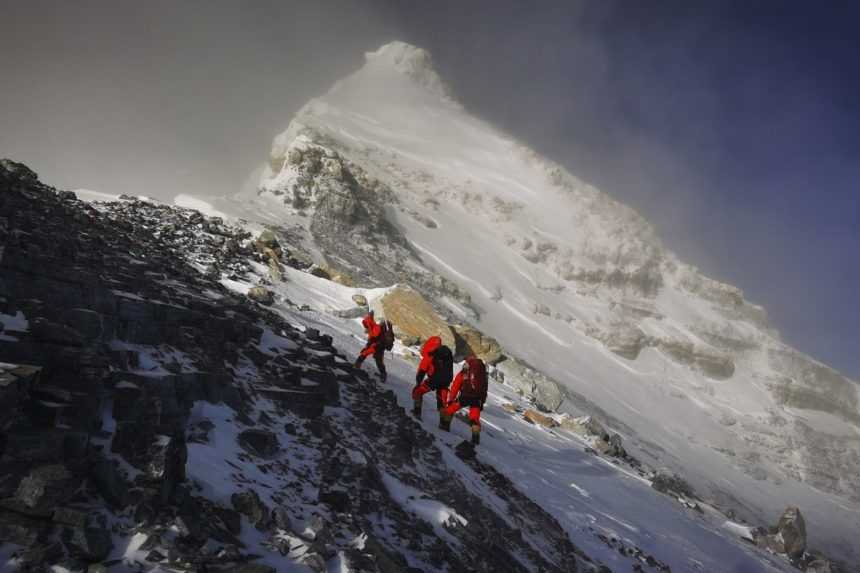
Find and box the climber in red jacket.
[354,310,387,382]
[411,336,454,426]
[440,356,488,445]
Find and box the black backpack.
[429,345,454,389]
[381,320,395,351]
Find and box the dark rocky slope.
[0,160,606,572]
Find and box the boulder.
[351,294,368,307]
[452,325,504,364]
[272,506,292,530]
[805,558,833,573]
[3,464,80,517]
[308,265,332,280]
[89,456,128,508]
[776,506,807,559]
[523,410,559,428]
[231,490,272,531]
[558,415,588,435]
[146,435,187,503]
[31,318,84,347]
[601,325,647,360]
[581,416,609,440]
[650,472,696,499]
[238,429,280,458]
[374,285,455,349]
[247,286,275,306]
[0,506,50,546]
[254,229,282,258]
[112,380,142,422]
[658,339,735,380]
[61,308,104,341]
[60,513,113,562]
[595,433,626,457]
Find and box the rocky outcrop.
[373,285,455,348]
[497,358,564,412]
[586,322,648,360]
[650,472,696,500]
[768,347,860,424]
[453,324,504,363]
[583,320,736,379]
[657,338,735,379]
[247,286,275,305]
[752,506,807,560]
[523,409,559,428]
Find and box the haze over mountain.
[2,36,857,571]
[191,40,859,564]
[1,1,858,382]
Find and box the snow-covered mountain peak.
[211,42,860,565]
[361,40,448,96]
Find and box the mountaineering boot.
[471,424,481,446]
[438,412,452,431]
[411,399,422,418]
[378,367,387,383]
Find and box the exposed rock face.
[524,409,559,428]
[658,339,735,379]
[595,433,626,458]
[238,428,280,458]
[751,505,810,562]
[453,324,504,363]
[498,358,565,412]
[373,285,455,349]
[585,321,735,379]
[650,472,696,499]
[0,160,601,572]
[768,347,860,424]
[231,490,273,531]
[247,286,275,305]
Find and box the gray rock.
[5,464,80,517]
[112,380,142,422]
[582,416,609,440]
[231,490,272,531]
[146,434,187,503]
[61,308,104,341]
[89,456,128,507]
[247,286,275,305]
[595,433,626,458]
[62,514,113,562]
[0,509,49,546]
[805,558,833,573]
[776,506,806,559]
[238,428,280,458]
[272,506,292,530]
[351,294,368,307]
[31,317,84,347]
[651,472,696,499]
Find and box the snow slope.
[205,42,859,563]
[208,258,796,572]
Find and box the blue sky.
[1,0,857,376]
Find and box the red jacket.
[416,336,442,381]
[362,314,382,342]
[449,356,488,403]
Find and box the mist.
[1,0,858,378]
